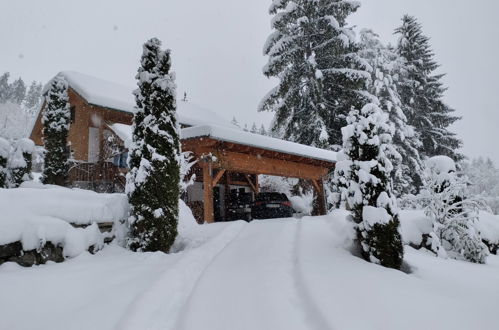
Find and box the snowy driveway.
[1,214,498,330]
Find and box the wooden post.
[203,163,214,223]
[311,179,327,216]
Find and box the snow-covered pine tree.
[8,138,35,187]
[25,81,43,109]
[0,72,11,103]
[395,15,462,160]
[359,29,423,195]
[41,75,70,186]
[230,116,240,128]
[250,122,258,134]
[126,38,180,253]
[259,124,267,136]
[10,78,26,105]
[0,137,10,188]
[423,156,488,263]
[260,0,371,150]
[334,104,403,269]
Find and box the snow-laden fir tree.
[230,116,240,128]
[8,138,35,188]
[423,156,488,263]
[126,38,180,253]
[250,122,259,134]
[259,124,267,136]
[461,157,499,214]
[25,81,43,110]
[41,75,70,186]
[0,137,10,188]
[395,15,462,160]
[334,104,404,269]
[0,73,10,103]
[260,0,372,150]
[10,78,26,105]
[359,29,423,195]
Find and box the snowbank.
[0,184,128,257]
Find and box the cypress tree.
[395,15,462,160]
[41,75,70,186]
[359,29,423,195]
[126,38,180,253]
[334,104,404,269]
[261,0,371,150]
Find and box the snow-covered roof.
[182,124,337,163]
[108,123,336,163]
[47,71,234,128]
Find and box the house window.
[113,151,129,169]
[70,106,76,123]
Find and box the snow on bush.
[8,138,35,187]
[422,156,488,263]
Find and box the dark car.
[251,192,294,219]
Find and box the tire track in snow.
[114,220,247,330]
[174,219,312,330]
[292,218,334,330]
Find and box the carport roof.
[181,124,337,164]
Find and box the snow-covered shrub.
[126,38,180,253]
[334,104,403,269]
[8,138,35,187]
[0,137,10,188]
[423,156,488,263]
[41,75,70,186]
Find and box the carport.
[181,125,337,223]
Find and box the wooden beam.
[203,164,214,223]
[212,150,329,180]
[255,174,259,194]
[244,174,258,193]
[212,169,226,186]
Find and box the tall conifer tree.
[395,15,462,160]
[126,38,180,253]
[260,0,371,150]
[359,29,423,195]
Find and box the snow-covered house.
[30,71,337,223]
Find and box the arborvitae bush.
[41,75,70,186]
[334,104,404,269]
[126,38,180,253]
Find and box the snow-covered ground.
[1,202,498,330]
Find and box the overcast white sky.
[1,0,498,162]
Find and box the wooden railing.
[68,161,126,192]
